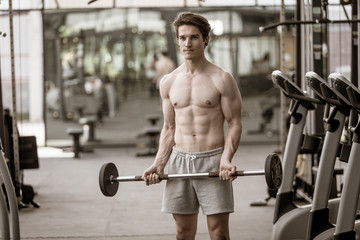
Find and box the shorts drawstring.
[185,154,197,173]
[171,146,224,174]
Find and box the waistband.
[172,147,224,158]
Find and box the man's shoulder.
[165,64,183,79]
[159,67,181,88]
[206,64,237,93]
[207,63,233,81]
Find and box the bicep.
[159,81,175,128]
[162,98,175,128]
[220,75,242,123]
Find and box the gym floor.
[19,144,277,239]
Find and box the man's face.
[178,25,208,60]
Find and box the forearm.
[221,120,242,163]
[153,125,175,169]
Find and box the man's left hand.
[219,161,237,181]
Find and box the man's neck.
[184,57,208,75]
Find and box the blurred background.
[0,0,353,148]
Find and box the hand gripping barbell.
[99,153,282,197]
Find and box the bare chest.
[169,78,220,109]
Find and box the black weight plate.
[265,153,282,190]
[99,162,119,197]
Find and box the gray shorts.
[161,147,234,215]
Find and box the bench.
[66,127,84,158]
[136,126,162,157]
[146,114,161,126]
[79,116,99,142]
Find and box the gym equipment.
[136,126,162,157]
[271,70,320,225]
[250,188,278,207]
[136,114,162,157]
[2,1,21,239]
[271,70,320,239]
[79,116,99,142]
[0,140,20,240]
[305,72,351,239]
[66,128,83,158]
[270,71,351,240]
[99,153,282,197]
[312,73,360,240]
[260,18,360,32]
[19,136,40,170]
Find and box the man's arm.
[219,72,242,180]
[142,76,175,185]
[154,96,176,168]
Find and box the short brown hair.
[173,12,211,40]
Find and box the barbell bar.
[99,153,282,197]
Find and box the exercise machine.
[0,139,20,240]
[313,73,360,239]
[305,72,351,239]
[271,70,351,239]
[271,70,321,239]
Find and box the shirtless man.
[142,12,242,240]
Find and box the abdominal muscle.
[173,105,225,152]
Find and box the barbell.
[99,153,282,197]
